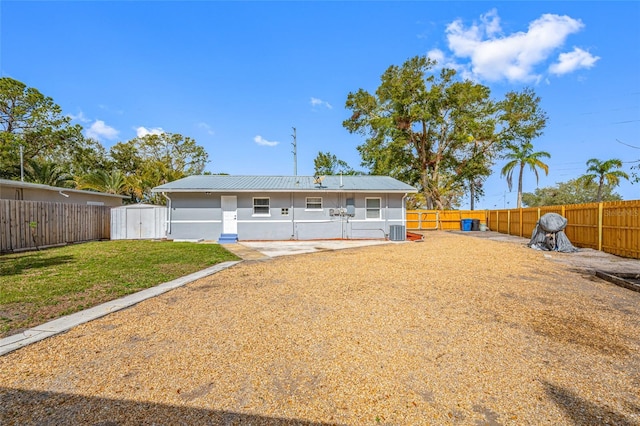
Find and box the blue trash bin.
[461,219,473,231]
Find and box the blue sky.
[1,1,639,208]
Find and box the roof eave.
[0,179,130,199]
[152,188,418,193]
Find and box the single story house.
[152,175,417,242]
[0,179,128,206]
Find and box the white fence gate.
[110,204,167,240]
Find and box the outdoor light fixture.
[59,191,70,198]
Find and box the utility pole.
[291,127,297,176]
[20,145,24,182]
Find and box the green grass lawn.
[0,240,240,337]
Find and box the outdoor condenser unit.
[389,225,406,241]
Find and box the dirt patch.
[1,232,638,425]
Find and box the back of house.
[152,175,417,242]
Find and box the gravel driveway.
[1,232,638,425]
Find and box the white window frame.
[365,197,381,220]
[253,197,271,216]
[305,196,323,210]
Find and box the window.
[253,197,270,215]
[306,197,323,210]
[281,208,289,216]
[365,198,381,219]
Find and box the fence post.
[519,208,523,237]
[598,202,603,252]
[507,210,511,235]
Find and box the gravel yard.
[1,232,639,425]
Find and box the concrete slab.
[220,243,270,260]
[0,261,241,357]
[240,239,394,257]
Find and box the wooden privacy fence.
[0,200,111,253]
[407,209,488,231]
[407,199,640,260]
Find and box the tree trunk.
[517,163,524,208]
[597,177,604,202]
[470,181,475,210]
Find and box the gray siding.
[166,193,221,240]
[165,191,407,241]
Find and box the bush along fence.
[407,199,640,260]
[0,199,111,253]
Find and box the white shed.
[110,204,167,240]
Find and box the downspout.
[291,192,295,239]
[162,192,172,235]
[340,191,345,239]
[385,193,389,238]
[402,193,407,230]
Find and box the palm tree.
[76,169,129,195]
[582,158,629,202]
[500,142,551,208]
[24,159,73,187]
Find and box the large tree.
[496,88,548,150]
[582,158,629,202]
[497,88,550,208]
[343,56,499,209]
[109,132,209,203]
[522,177,622,206]
[0,77,85,179]
[500,142,550,208]
[313,151,361,176]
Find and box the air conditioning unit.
[389,225,406,241]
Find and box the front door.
[221,196,238,234]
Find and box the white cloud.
[481,9,501,37]
[310,97,332,110]
[549,47,600,75]
[86,120,118,141]
[444,10,590,83]
[68,111,91,123]
[253,135,279,147]
[198,122,215,135]
[136,126,164,137]
[427,48,446,64]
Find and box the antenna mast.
[291,127,297,176]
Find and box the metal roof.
[0,179,130,199]
[152,175,417,193]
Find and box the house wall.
[0,185,124,206]
[165,191,407,241]
[165,193,221,240]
